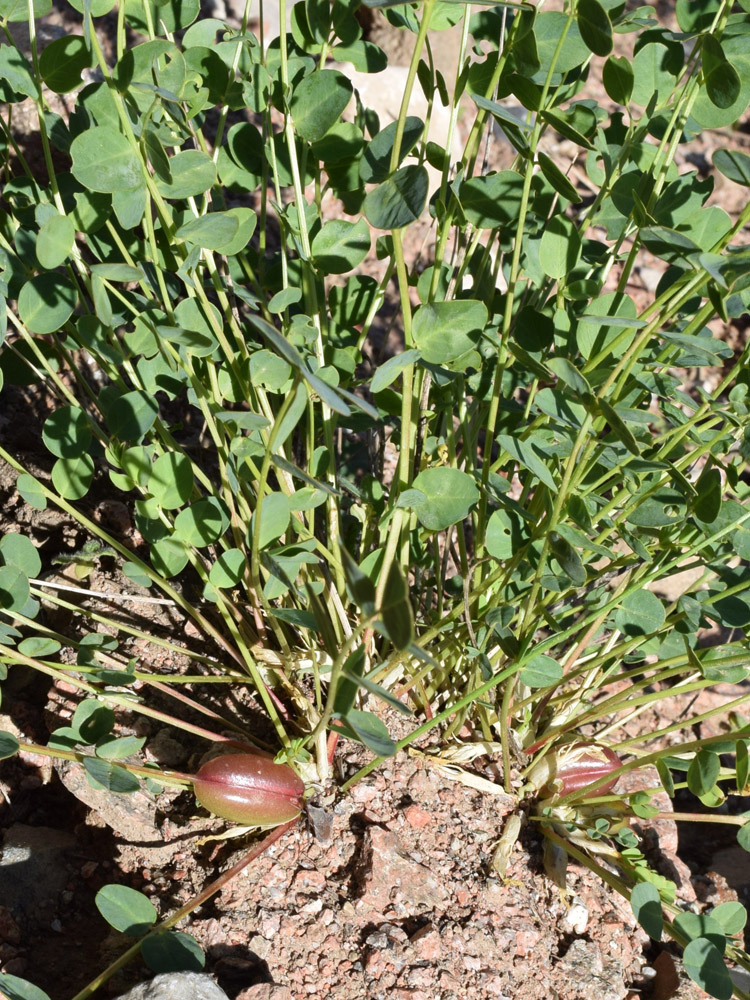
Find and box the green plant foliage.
[141,930,205,973]
[403,468,480,531]
[683,939,733,1000]
[412,300,487,364]
[95,885,158,936]
[3,1,750,995]
[364,164,429,230]
[631,882,663,940]
[0,730,19,758]
[0,974,51,1000]
[614,590,666,637]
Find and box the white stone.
[113,972,230,1000]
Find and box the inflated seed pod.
[193,753,305,825]
[555,743,622,797]
[527,741,622,799]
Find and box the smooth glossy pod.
[193,753,305,825]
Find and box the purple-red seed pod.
[527,741,622,799]
[554,742,622,797]
[193,753,305,825]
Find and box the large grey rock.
[113,972,230,1000]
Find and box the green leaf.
[333,648,368,718]
[577,0,612,56]
[18,637,61,657]
[537,152,580,203]
[71,126,142,193]
[693,467,721,523]
[0,974,52,1000]
[148,452,194,509]
[95,735,147,760]
[16,473,47,510]
[67,0,113,13]
[520,654,562,688]
[83,757,141,793]
[705,63,741,110]
[95,884,157,936]
[213,206,256,256]
[364,165,429,230]
[312,218,370,274]
[42,405,91,459]
[577,291,638,361]
[124,0,199,32]
[406,467,480,531]
[737,740,750,796]
[676,0,720,31]
[371,349,421,394]
[112,185,146,229]
[497,433,557,490]
[486,508,524,560]
[208,549,246,588]
[631,882,663,940]
[331,708,396,756]
[252,493,291,550]
[175,212,240,250]
[603,54,633,104]
[615,589,666,637]
[596,398,640,455]
[341,548,376,617]
[141,931,205,973]
[55,455,95,501]
[1,532,41,578]
[471,93,533,133]
[0,564,30,614]
[540,108,596,149]
[534,11,590,74]
[331,40,387,73]
[359,116,424,183]
[101,389,158,442]
[250,349,293,390]
[656,759,675,797]
[380,562,414,650]
[711,902,747,936]
[150,536,189,578]
[627,487,686,528]
[683,939,733,1000]
[539,216,581,279]
[290,70,353,142]
[459,170,526,229]
[0,45,39,99]
[674,913,727,955]
[547,358,591,397]
[39,35,92,93]
[412,300,487,365]
[713,149,750,187]
[549,533,587,585]
[739,822,750,852]
[155,150,216,199]
[631,38,683,108]
[71,699,115,743]
[0,730,19,758]
[36,213,76,269]
[0,0,51,18]
[706,593,750,628]
[687,750,720,796]
[174,497,229,547]
[18,274,77,334]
